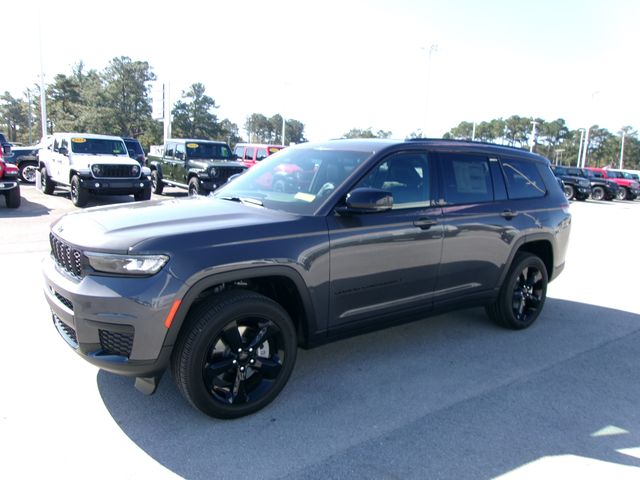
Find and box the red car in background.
[0,157,21,208]
[585,167,640,200]
[233,143,285,168]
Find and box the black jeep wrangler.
[147,138,246,196]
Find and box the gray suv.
[43,139,572,418]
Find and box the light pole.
[576,128,585,167]
[38,8,47,138]
[529,120,538,153]
[581,127,591,168]
[471,121,477,141]
[422,44,438,137]
[554,149,565,165]
[619,130,625,169]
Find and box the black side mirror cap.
[336,187,393,214]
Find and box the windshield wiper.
[219,196,264,207]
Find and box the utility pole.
[27,89,33,145]
[619,130,625,169]
[423,44,438,137]
[471,121,476,141]
[529,120,538,153]
[581,127,591,168]
[38,8,47,138]
[576,128,585,167]
[282,115,286,146]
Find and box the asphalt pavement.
[1,184,640,479]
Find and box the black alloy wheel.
[151,170,164,195]
[70,175,89,207]
[172,291,297,418]
[486,252,548,330]
[40,166,54,195]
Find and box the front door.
[327,151,443,329]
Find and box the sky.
[3,0,639,142]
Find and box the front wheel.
[486,252,548,330]
[40,166,55,195]
[188,177,203,197]
[171,290,298,419]
[151,170,164,195]
[19,163,38,183]
[134,187,152,201]
[616,187,628,201]
[70,175,89,207]
[5,186,21,208]
[563,184,575,200]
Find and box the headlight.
[85,252,169,275]
[92,164,101,176]
[131,165,140,176]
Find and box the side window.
[175,144,186,160]
[256,148,268,161]
[233,146,244,158]
[60,139,68,150]
[245,147,255,161]
[165,143,175,158]
[355,152,430,209]
[53,138,60,152]
[501,157,546,199]
[440,153,493,205]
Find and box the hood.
[51,196,298,252]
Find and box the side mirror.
[59,147,69,156]
[336,187,393,214]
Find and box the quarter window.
[440,153,493,205]
[245,147,255,161]
[502,158,546,199]
[256,148,268,161]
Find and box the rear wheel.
[590,185,605,201]
[486,252,548,330]
[40,166,55,195]
[151,170,164,195]
[5,186,21,208]
[70,175,89,207]
[19,162,38,183]
[171,290,298,419]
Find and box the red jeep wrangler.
[585,167,640,200]
[0,158,21,208]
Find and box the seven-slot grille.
[50,233,83,278]
[53,314,78,348]
[92,164,138,178]
[213,166,245,181]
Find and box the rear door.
[434,152,524,303]
[327,150,443,329]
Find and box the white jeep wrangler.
[38,133,152,207]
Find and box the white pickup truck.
[38,133,152,207]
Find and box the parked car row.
[551,166,640,202]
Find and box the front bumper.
[78,175,151,195]
[0,180,19,191]
[43,253,183,377]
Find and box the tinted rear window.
[502,158,546,199]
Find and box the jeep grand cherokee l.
[43,139,571,418]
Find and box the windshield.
[213,146,372,215]
[186,142,231,159]
[71,138,127,155]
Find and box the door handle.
[413,217,438,229]
[500,209,518,220]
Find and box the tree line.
[443,116,638,169]
[0,56,308,150]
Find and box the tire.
[188,177,201,197]
[19,162,38,183]
[563,184,574,200]
[70,175,89,207]
[134,187,152,201]
[171,290,298,419]
[590,186,605,201]
[616,187,627,201]
[486,252,548,330]
[40,166,55,195]
[5,186,21,208]
[151,170,164,195]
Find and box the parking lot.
[2,185,640,479]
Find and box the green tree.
[285,119,307,144]
[101,57,155,136]
[219,119,243,145]
[342,128,391,139]
[0,92,28,142]
[172,83,221,139]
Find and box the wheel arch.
[498,236,554,288]
[164,266,318,349]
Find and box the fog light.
[140,183,144,187]
[95,182,100,188]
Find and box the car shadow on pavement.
[97,298,640,479]
[0,194,51,217]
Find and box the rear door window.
[439,153,493,205]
